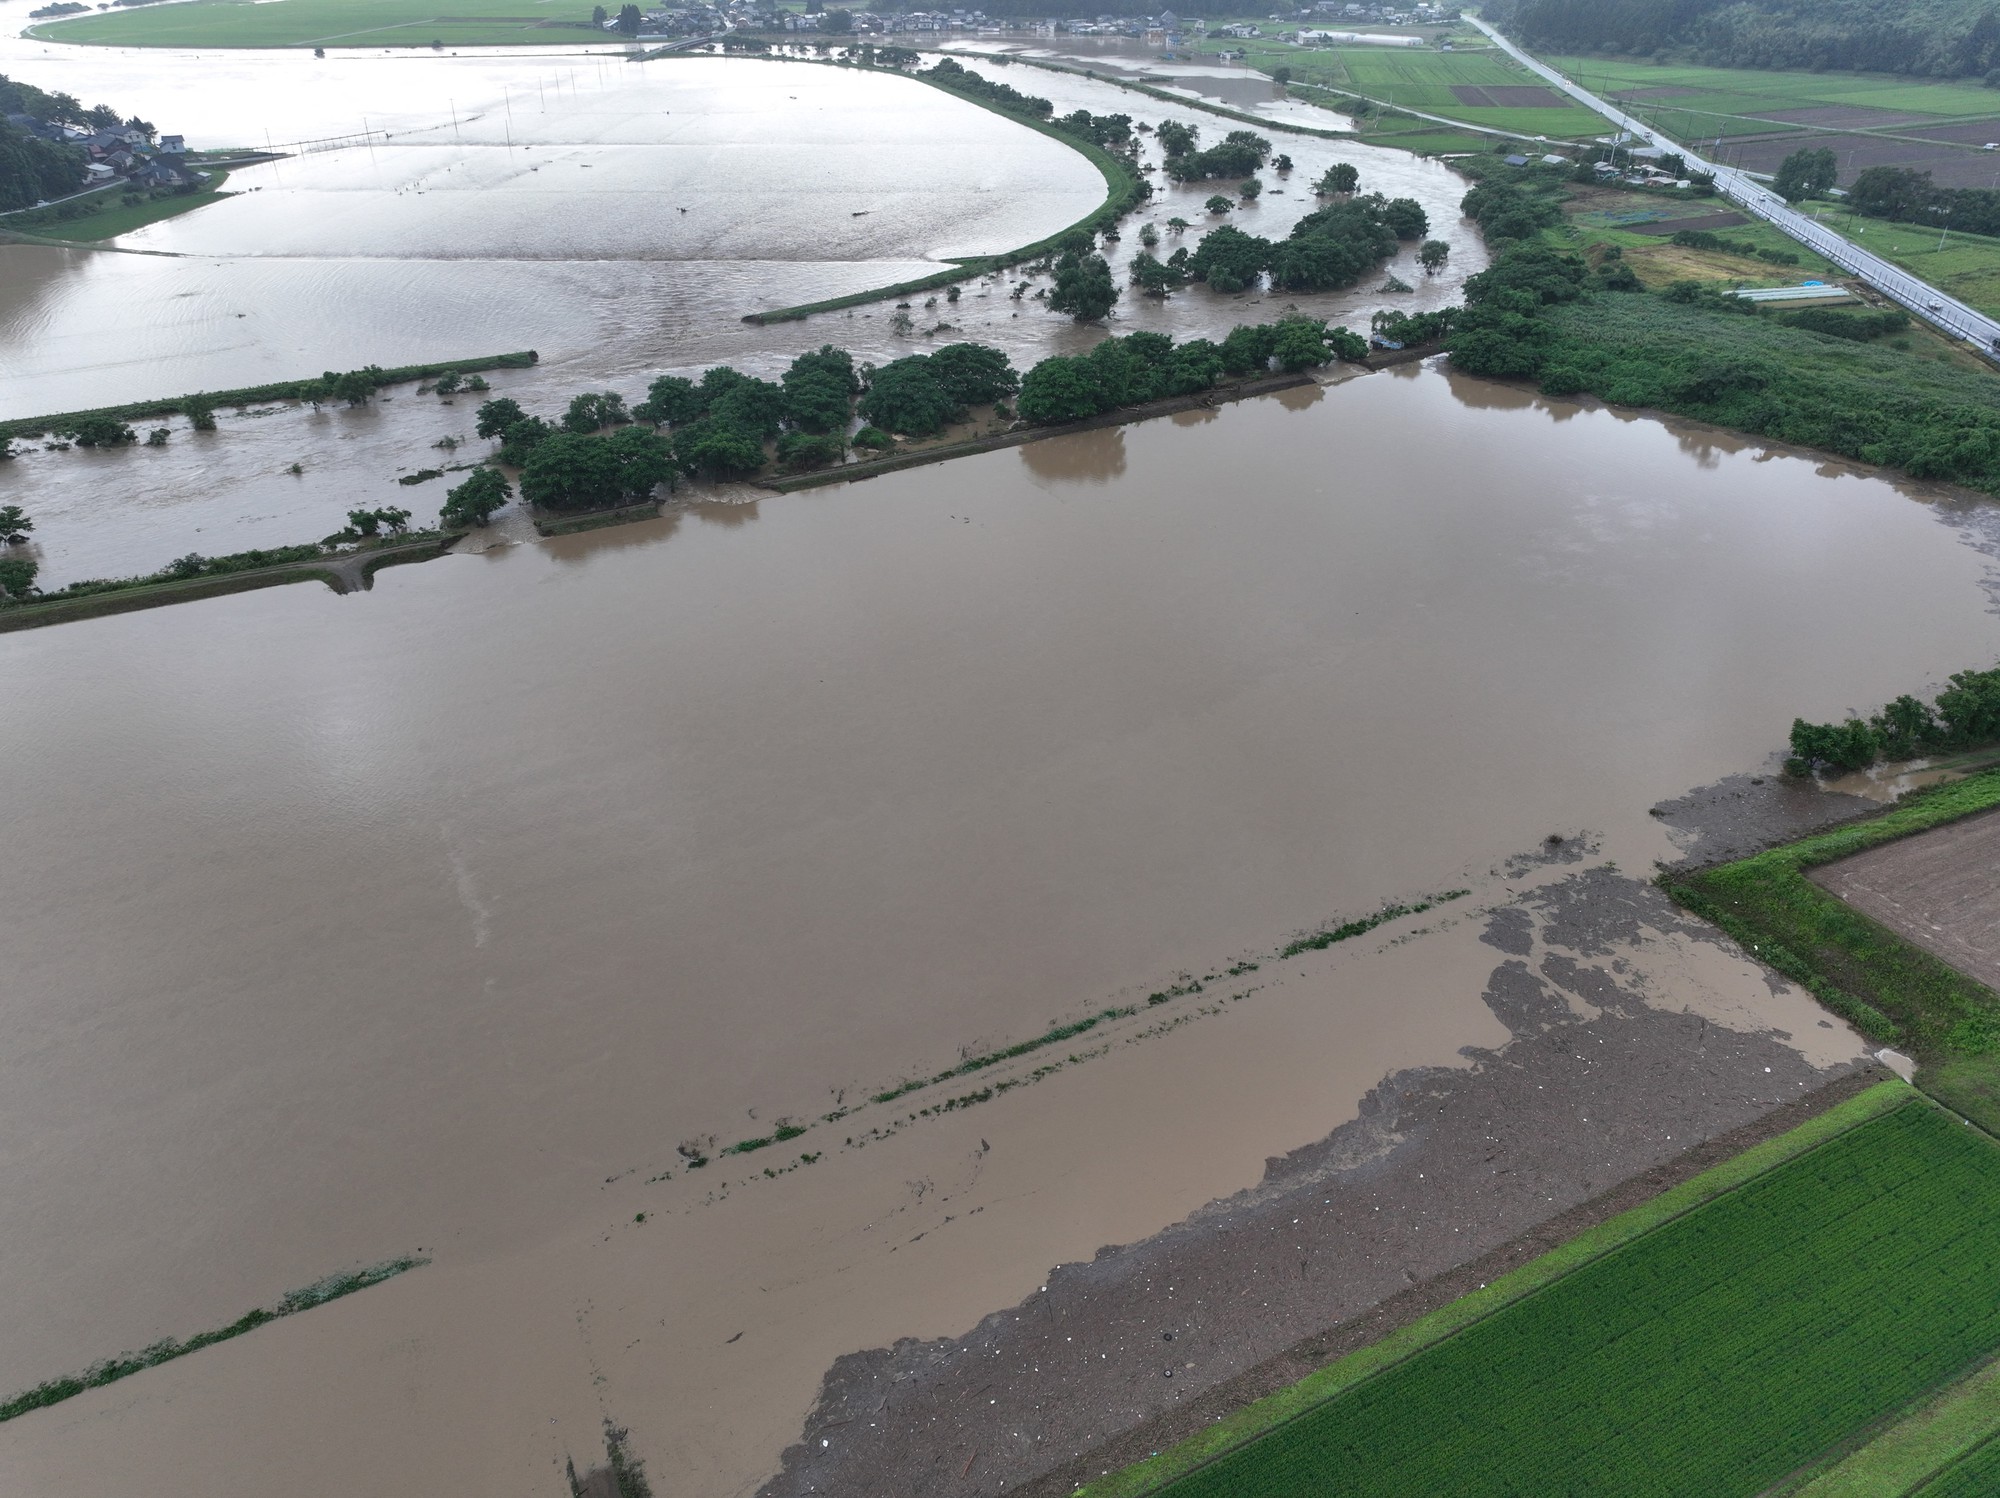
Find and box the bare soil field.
[1632,211,1752,235]
[1748,106,1938,130]
[1905,118,2000,146]
[1726,130,2000,190]
[1811,807,2000,991]
[1484,84,1568,108]
[1448,84,1565,108]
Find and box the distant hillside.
[1485,0,2000,78]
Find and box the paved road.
[1468,16,2000,353]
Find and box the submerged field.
[29,0,608,48]
[1097,1096,2000,1498]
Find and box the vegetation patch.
[0,351,537,440]
[1663,770,2000,1060]
[1280,890,1470,958]
[1087,1094,2000,1498]
[0,1255,424,1422]
[869,1005,1140,1106]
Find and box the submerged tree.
[1048,252,1119,322]
[1418,238,1451,274]
[0,556,38,600]
[1314,161,1359,196]
[0,505,34,545]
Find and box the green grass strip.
[1663,769,2000,1059]
[1079,1080,1916,1497]
[0,1255,425,1423]
[1788,1354,2000,1498]
[0,351,539,439]
[1,171,233,243]
[1914,1427,2000,1497]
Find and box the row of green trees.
[1788,667,2000,775]
[452,315,1377,504]
[1016,320,1364,424]
[1670,228,1800,266]
[1847,166,2000,239]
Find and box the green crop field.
[1916,1435,2000,1496]
[1808,207,2000,319]
[1788,1355,2000,1496]
[1547,56,2000,124]
[30,0,608,49]
[1235,38,1608,139]
[1091,1099,2000,1498]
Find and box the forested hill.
[1485,0,2000,77]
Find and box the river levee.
[0,45,1481,587]
[2,359,1995,1494]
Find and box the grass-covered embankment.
[1084,1085,2000,1498]
[0,534,456,633]
[1,172,233,244]
[0,350,537,440]
[0,1255,424,1422]
[1663,770,2000,1125]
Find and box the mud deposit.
[758,865,1865,1498]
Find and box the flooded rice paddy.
[1,357,1995,1493]
[0,46,1477,586]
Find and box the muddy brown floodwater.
[0,46,1481,585]
[2,361,1996,1494]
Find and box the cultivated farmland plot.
[1154,1103,2000,1498]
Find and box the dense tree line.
[1016,321,1363,424]
[458,317,1376,505]
[1788,666,2000,774]
[1848,166,2000,238]
[1487,0,2000,78]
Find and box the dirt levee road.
[1812,806,2000,990]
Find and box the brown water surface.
[0,365,1993,1493]
[0,48,1480,584]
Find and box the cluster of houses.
[639,1,1447,42]
[1586,133,1695,188]
[3,112,197,194]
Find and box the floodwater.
[1,363,1993,1495]
[0,46,1481,584]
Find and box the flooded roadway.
[0,362,1992,1494]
